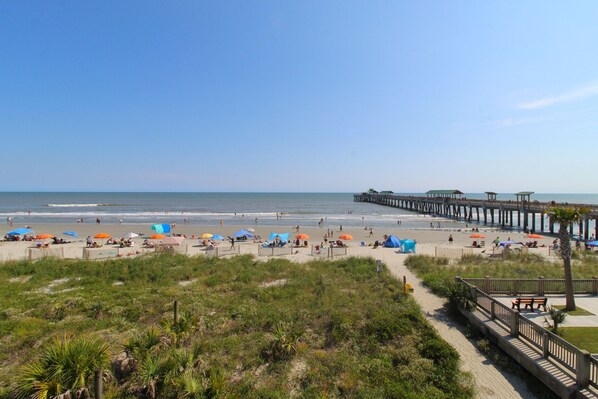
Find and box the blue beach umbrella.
[211,234,224,240]
[586,241,598,247]
[62,231,78,237]
[7,228,33,236]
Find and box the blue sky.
[1,1,597,193]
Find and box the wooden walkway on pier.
[354,192,598,240]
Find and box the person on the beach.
[448,234,453,244]
[96,218,101,224]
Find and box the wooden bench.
[511,297,548,312]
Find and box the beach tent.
[234,229,254,238]
[499,240,522,247]
[151,224,171,234]
[269,232,290,243]
[7,228,33,236]
[400,239,416,253]
[384,235,401,248]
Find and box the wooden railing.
[457,277,596,389]
[462,276,598,296]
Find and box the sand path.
[373,250,537,399]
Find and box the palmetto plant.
[546,206,590,311]
[544,306,568,335]
[269,321,303,361]
[15,336,110,399]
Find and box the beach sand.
[1,221,553,398]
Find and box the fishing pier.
[354,190,598,239]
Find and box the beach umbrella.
[7,228,33,236]
[211,234,224,240]
[526,233,544,239]
[339,234,353,240]
[94,233,111,239]
[62,231,78,237]
[246,227,256,233]
[35,234,54,239]
[200,233,213,239]
[151,234,166,239]
[469,234,487,239]
[125,232,139,239]
[586,241,598,247]
[296,233,310,240]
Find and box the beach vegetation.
[0,254,474,398]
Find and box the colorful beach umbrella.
[469,234,487,239]
[200,233,213,239]
[526,234,544,239]
[338,234,353,240]
[296,233,310,240]
[151,234,166,239]
[94,233,111,239]
[62,231,78,237]
[35,234,54,239]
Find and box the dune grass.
[0,254,473,398]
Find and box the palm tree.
[16,336,110,399]
[546,206,589,311]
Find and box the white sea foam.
[48,204,109,207]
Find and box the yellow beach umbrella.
[200,233,213,239]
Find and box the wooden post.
[576,350,591,387]
[174,300,179,325]
[484,276,491,294]
[403,275,407,293]
[95,369,103,399]
[490,301,496,320]
[538,276,545,296]
[542,333,549,359]
[510,310,520,337]
[593,276,598,296]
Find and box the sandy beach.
[0,221,558,263]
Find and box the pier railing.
[457,277,597,391]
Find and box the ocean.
[0,192,597,231]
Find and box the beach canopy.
[151,224,171,234]
[269,232,290,242]
[162,236,185,246]
[62,231,78,237]
[499,240,523,247]
[7,228,33,236]
[586,241,598,247]
[234,229,254,238]
[400,239,416,253]
[384,235,401,248]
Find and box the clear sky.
[1,1,597,193]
